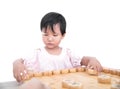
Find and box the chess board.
[24,67,120,89]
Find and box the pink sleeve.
[23,49,40,72]
[67,48,81,67]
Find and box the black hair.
[40,12,66,36]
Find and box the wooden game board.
[24,67,120,89]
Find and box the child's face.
[42,23,65,49]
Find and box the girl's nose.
[48,36,53,41]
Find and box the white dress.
[23,47,82,72]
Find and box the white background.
[0,0,120,82]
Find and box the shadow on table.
[0,81,21,89]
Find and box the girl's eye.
[53,34,58,36]
[42,33,48,36]
[44,34,48,36]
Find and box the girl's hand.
[87,57,103,72]
[13,58,28,82]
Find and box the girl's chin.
[45,46,59,49]
[45,46,55,49]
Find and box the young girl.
[13,12,103,83]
